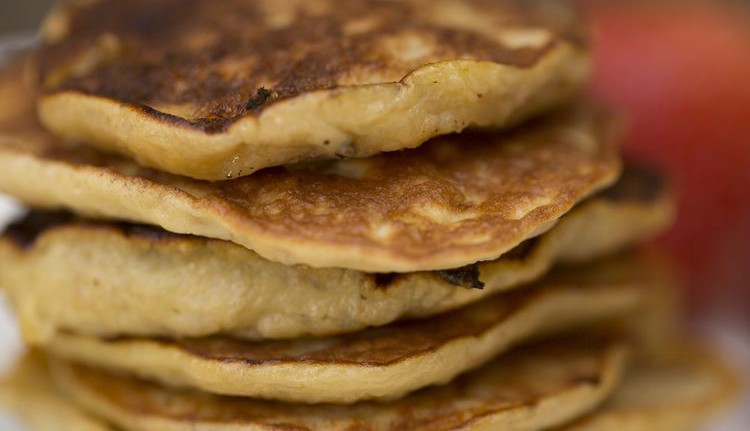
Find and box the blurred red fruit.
[582,0,750,310]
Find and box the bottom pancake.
[51,335,629,431]
[1,338,737,431]
[40,255,663,403]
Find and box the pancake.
[39,255,657,403]
[4,343,734,431]
[36,0,590,180]
[44,336,627,431]
[0,166,673,343]
[561,346,739,431]
[0,62,621,272]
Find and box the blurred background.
[582,0,750,321]
[0,0,55,35]
[0,0,748,429]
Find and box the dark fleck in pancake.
[36,0,590,179]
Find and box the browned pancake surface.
[39,0,585,131]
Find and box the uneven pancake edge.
[36,0,590,179]
[0,44,621,271]
[0,113,622,272]
[0,170,674,342]
[42,272,647,403]
[45,338,628,430]
[37,49,588,180]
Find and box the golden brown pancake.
[36,0,590,179]
[44,336,627,431]
[0,62,621,272]
[0,166,674,343]
[39,255,659,403]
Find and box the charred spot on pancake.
[244,87,277,112]
[2,211,184,248]
[437,265,485,290]
[373,273,401,289]
[434,238,540,289]
[118,223,184,242]
[600,164,666,203]
[3,211,74,249]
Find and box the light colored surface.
[701,319,750,431]
[0,195,27,430]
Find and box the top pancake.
[36,0,590,179]
[0,60,620,272]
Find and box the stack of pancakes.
[0,1,738,430]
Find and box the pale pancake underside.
[0,62,621,272]
[40,255,661,403]
[46,337,628,431]
[37,0,589,180]
[0,167,673,343]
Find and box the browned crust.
[38,0,587,132]
[3,211,183,250]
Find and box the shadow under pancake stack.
[0,1,739,430]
